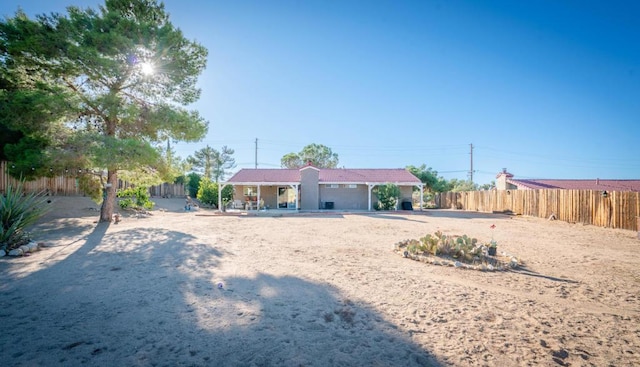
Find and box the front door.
[278,187,296,209]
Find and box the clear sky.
[2,0,639,183]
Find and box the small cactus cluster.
[394,231,520,271]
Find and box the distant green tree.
[156,144,188,185]
[281,143,339,168]
[212,146,236,182]
[407,165,438,189]
[478,180,495,191]
[450,179,478,192]
[188,145,235,182]
[0,0,209,222]
[281,153,303,169]
[433,177,453,193]
[407,164,452,206]
[188,146,216,180]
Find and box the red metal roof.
[320,169,420,183]
[226,168,421,184]
[226,169,301,183]
[507,179,640,192]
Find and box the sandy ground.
[1,197,639,367]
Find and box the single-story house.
[219,165,423,211]
[496,169,640,192]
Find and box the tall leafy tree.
[0,56,69,178]
[449,179,478,192]
[0,0,208,222]
[406,164,439,192]
[187,145,235,182]
[187,145,216,180]
[281,143,339,169]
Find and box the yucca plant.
[0,182,51,252]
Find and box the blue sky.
[2,0,639,183]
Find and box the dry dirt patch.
[0,197,638,366]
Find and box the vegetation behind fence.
[1,161,185,198]
[435,189,640,231]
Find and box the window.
[243,186,258,196]
[326,184,339,188]
[346,184,358,189]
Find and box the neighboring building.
[222,165,423,211]
[495,169,640,192]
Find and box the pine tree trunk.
[99,169,117,222]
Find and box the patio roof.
[225,168,422,185]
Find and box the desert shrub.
[375,184,401,210]
[196,178,233,207]
[0,182,51,252]
[117,186,154,210]
[78,175,103,203]
[395,230,518,271]
[398,231,486,265]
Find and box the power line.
[469,143,474,183]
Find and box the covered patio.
[218,167,423,212]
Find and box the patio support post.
[289,184,299,210]
[367,184,376,211]
[218,183,228,213]
[257,185,261,210]
[419,184,424,211]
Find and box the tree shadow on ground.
[363,213,428,223]
[189,273,441,366]
[27,217,97,246]
[510,266,580,284]
[0,223,442,366]
[426,210,513,220]
[262,213,347,219]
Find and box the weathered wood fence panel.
[0,161,82,195]
[1,161,185,197]
[435,189,639,231]
[149,183,185,198]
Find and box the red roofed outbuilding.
[496,169,640,192]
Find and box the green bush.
[78,175,103,203]
[375,184,401,210]
[186,173,201,197]
[196,178,233,207]
[0,182,51,252]
[117,186,154,210]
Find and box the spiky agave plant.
[0,182,51,252]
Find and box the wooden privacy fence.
[1,161,185,197]
[0,161,82,195]
[148,183,185,198]
[436,189,640,232]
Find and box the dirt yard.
[1,197,639,366]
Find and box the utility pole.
[254,138,258,169]
[469,143,474,183]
